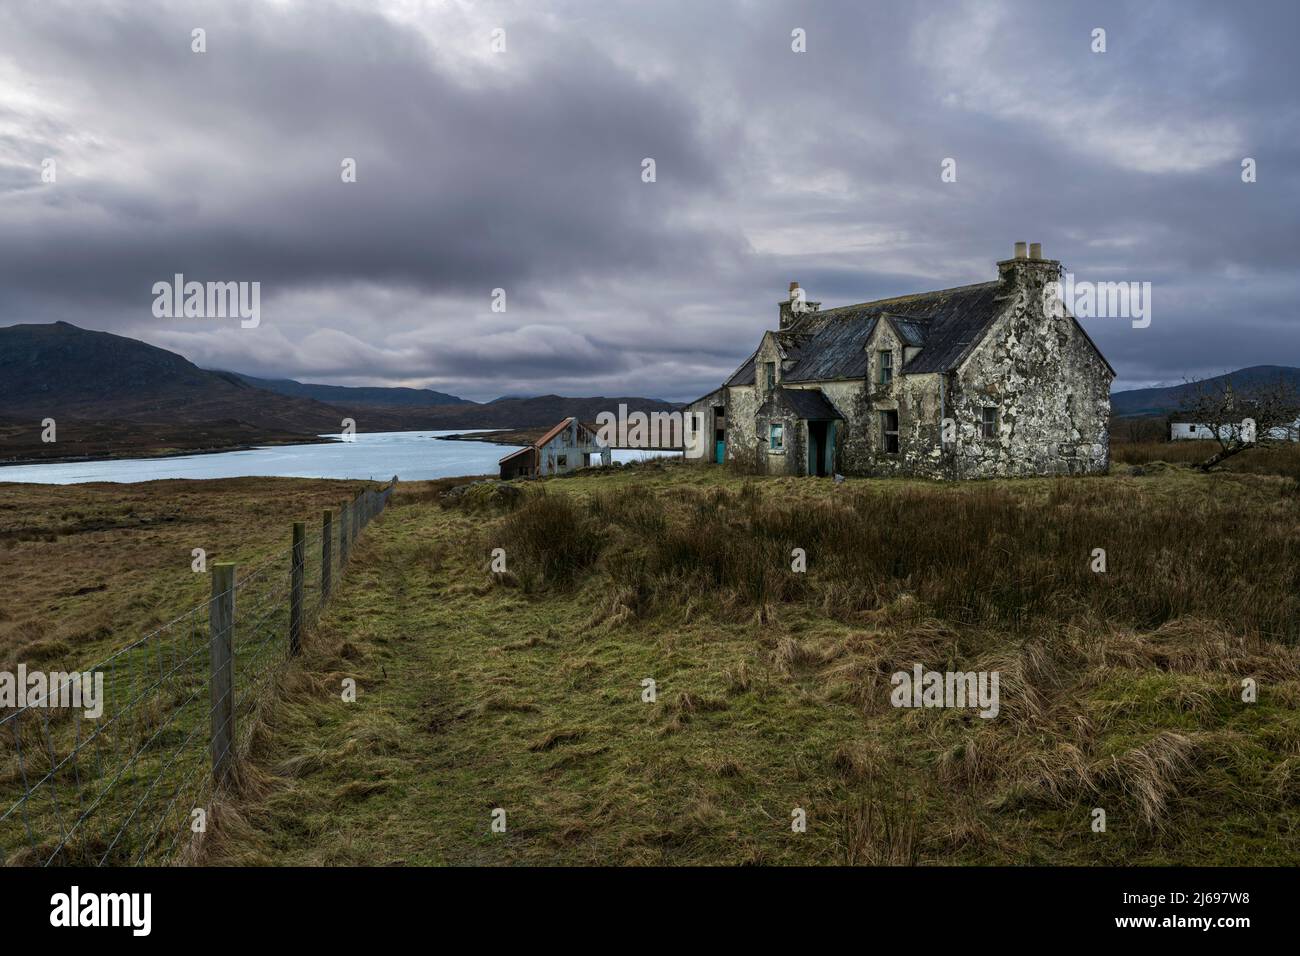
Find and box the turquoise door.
[715,439,725,463]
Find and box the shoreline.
[437,430,686,452]
[0,427,685,476]
[436,429,539,447]
[0,435,341,470]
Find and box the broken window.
[879,350,893,385]
[769,422,785,452]
[981,407,998,439]
[880,410,899,454]
[557,455,567,467]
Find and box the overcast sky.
[1,0,1296,402]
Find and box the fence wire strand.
[0,481,396,866]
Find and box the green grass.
[200,460,1300,866]
[0,477,388,865]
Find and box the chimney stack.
[779,280,817,329]
[998,240,1060,295]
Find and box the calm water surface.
[0,431,677,485]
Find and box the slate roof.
[778,387,843,421]
[777,281,1006,381]
[885,314,931,348]
[719,278,1025,391]
[725,351,758,387]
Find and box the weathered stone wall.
[683,389,723,466]
[755,334,782,392]
[948,262,1112,478]
[793,380,861,473]
[754,396,805,476]
[724,383,760,462]
[849,322,947,476]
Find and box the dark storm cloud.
[0,0,1296,400]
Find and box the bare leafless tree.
[1177,372,1300,470]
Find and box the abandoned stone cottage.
[686,243,1114,479]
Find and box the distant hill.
[406,394,682,430]
[230,373,471,407]
[1112,366,1300,417]
[0,321,680,462]
[0,321,376,432]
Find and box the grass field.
[0,476,385,865]
[183,448,1300,866]
[0,478,381,674]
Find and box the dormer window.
[763,361,776,393]
[879,350,893,385]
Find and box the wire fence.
[0,479,397,866]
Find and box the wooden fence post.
[340,501,349,564]
[322,509,333,599]
[209,562,235,784]
[290,522,305,656]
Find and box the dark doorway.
[808,420,829,477]
[713,405,726,463]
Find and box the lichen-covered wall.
[725,384,760,458]
[755,395,805,476]
[798,380,862,472]
[851,323,946,476]
[947,263,1112,478]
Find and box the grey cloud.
[0,0,1296,401]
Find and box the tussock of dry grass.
[837,795,920,866]
[1114,439,1300,478]
[173,464,1300,865]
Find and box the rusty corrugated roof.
[532,417,575,449]
[498,446,536,466]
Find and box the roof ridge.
[817,280,998,317]
[532,416,575,448]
